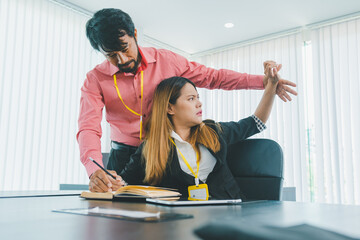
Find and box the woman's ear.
[167,103,175,115]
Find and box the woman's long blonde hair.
[143,77,220,185]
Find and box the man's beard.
[118,41,141,74]
[118,59,139,73]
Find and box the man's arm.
[167,51,297,101]
[76,72,105,177]
[164,50,264,90]
[78,73,124,192]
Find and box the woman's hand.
[263,60,297,101]
[263,61,279,91]
[254,61,281,123]
[264,62,282,88]
[89,169,125,192]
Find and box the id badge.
[188,184,209,201]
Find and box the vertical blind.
[0,0,105,190]
[311,18,360,204]
[193,34,309,202]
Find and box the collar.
[170,131,188,144]
[96,46,156,76]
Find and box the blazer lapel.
[169,145,196,185]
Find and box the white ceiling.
[64,0,360,55]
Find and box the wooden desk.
[1,195,360,240]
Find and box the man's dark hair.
[86,8,135,52]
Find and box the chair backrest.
[227,139,283,200]
[58,153,110,191]
[102,152,110,169]
[59,184,88,190]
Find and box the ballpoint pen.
[89,157,117,180]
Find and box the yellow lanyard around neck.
[113,71,143,140]
[170,138,200,185]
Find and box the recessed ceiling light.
[224,23,234,28]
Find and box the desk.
[1,194,360,240]
[0,190,82,198]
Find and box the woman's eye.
[189,97,194,101]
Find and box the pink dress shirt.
[77,47,264,176]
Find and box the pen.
[89,157,117,180]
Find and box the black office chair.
[102,152,110,169]
[101,139,283,200]
[227,139,283,200]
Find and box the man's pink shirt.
[77,47,264,176]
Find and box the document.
[88,207,160,218]
[53,206,192,222]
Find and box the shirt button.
[139,95,141,99]
[143,114,146,118]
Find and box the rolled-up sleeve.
[76,72,104,177]
[251,114,267,132]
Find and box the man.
[77,8,297,192]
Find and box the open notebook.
[80,185,181,201]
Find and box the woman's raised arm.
[254,65,279,123]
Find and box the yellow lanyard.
[170,138,200,186]
[113,71,144,140]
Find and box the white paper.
[87,207,160,218]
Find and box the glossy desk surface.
[0,190,82,198]
[1,194,360,240]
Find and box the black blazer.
[120,116,260,200]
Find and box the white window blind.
[0,0,104,190]
[311,18,360,204]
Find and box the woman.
[117,65,280,200]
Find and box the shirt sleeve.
[76,72,105,177]
[251,114,267,132]
[167,51,264,90]
[219,116,261,145]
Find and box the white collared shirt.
[171,131,217,183]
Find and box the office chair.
[102,152,110,169]
[100,140,283,200]
[59,153,110,190]
[227,139,283,200]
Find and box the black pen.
[89,157,117,180]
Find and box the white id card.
[188,183,209,201]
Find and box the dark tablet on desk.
[146,198,242,206]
